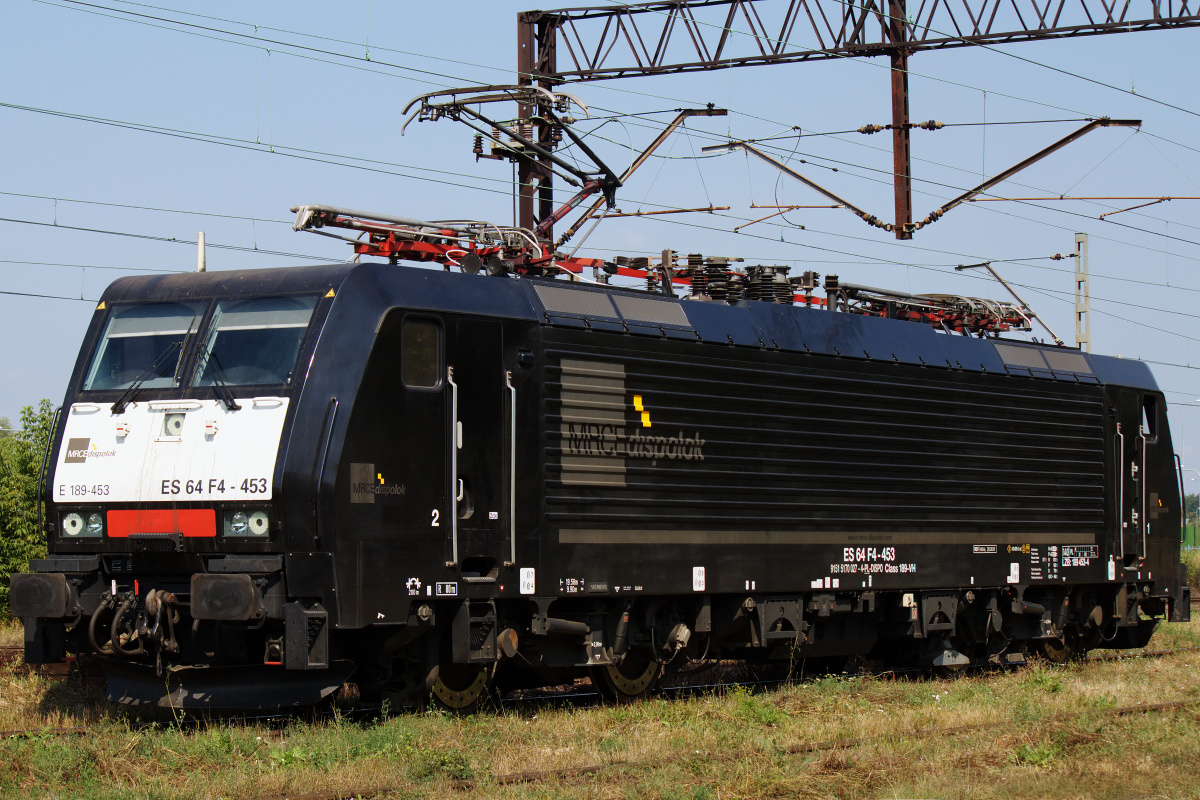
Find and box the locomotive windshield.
[192,296,317,387]
[82,295,320,393]
[82,302,204,391]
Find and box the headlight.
[248,511,269,535]
[163,413,185,437]
[63,512,84,536]
[225,509,269,537]
[62,511,103,537]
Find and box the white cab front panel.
[54,397,290,503]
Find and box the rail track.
[497,641,1200,710]
[244,694,1200,799]
[3,643,1198,742]
[3,639,1198,798]
[0,645,21,668]
[451,697,1200,792]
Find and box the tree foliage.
[0,400,54,614]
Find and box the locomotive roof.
[98,263,356,303]
[96,260,1161,394]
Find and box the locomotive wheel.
[429,662,494,714]
[591,653,661,703]
[1038,636,1076,664]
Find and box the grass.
[0,620,21,648]
[1,617,1199,799]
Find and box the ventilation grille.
[612,294,691,326]
[534,283,619,318]
[544,344,1107,538]
[531,281,695,331]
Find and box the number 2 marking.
[431,509,440,527]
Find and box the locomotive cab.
[11,265,354,706]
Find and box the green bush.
[1182,549,1200,594]
[0,400,54,615]
[1184,526,1200,548]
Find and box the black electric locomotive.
[10,248,1190,709]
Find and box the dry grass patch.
[0,657,113,734]
[0,618,1198,799]
[0,620,21,648]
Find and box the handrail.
[506,370,517,567]
[36,406,63,542]
[1175,453,1186,544]
[1116,423,1125,557]
[1140,431,1148,558]
[448,366,459,567]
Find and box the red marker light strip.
[106,509,216,537]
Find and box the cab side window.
[401,317,441,389]
[1141,395,1158,441]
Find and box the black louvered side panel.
[542,340,1107,537]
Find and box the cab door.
[1114,388,1146,567]
[446,318,511,578]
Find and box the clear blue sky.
[4,0,1200,482]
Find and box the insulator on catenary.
[859,120,942,134]
[472,135,484,157]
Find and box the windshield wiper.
[205,354,242,411]
[172,316,200,385]
[110,341,183,414]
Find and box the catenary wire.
[37,0,1200,191]
[45,0,1200,210]
[0,259,188,274]
[0,288,96,302]
[10,11,1200,295]
[0,100,515,196]
[15,88,1195,276]
[40,0,473,87]
[0,216,339,262]
[12,4,1200,403]
[0,191,292,225]
[26,0,1200,243]
[46,0,1118,126]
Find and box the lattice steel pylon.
[517,0,1200,239]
